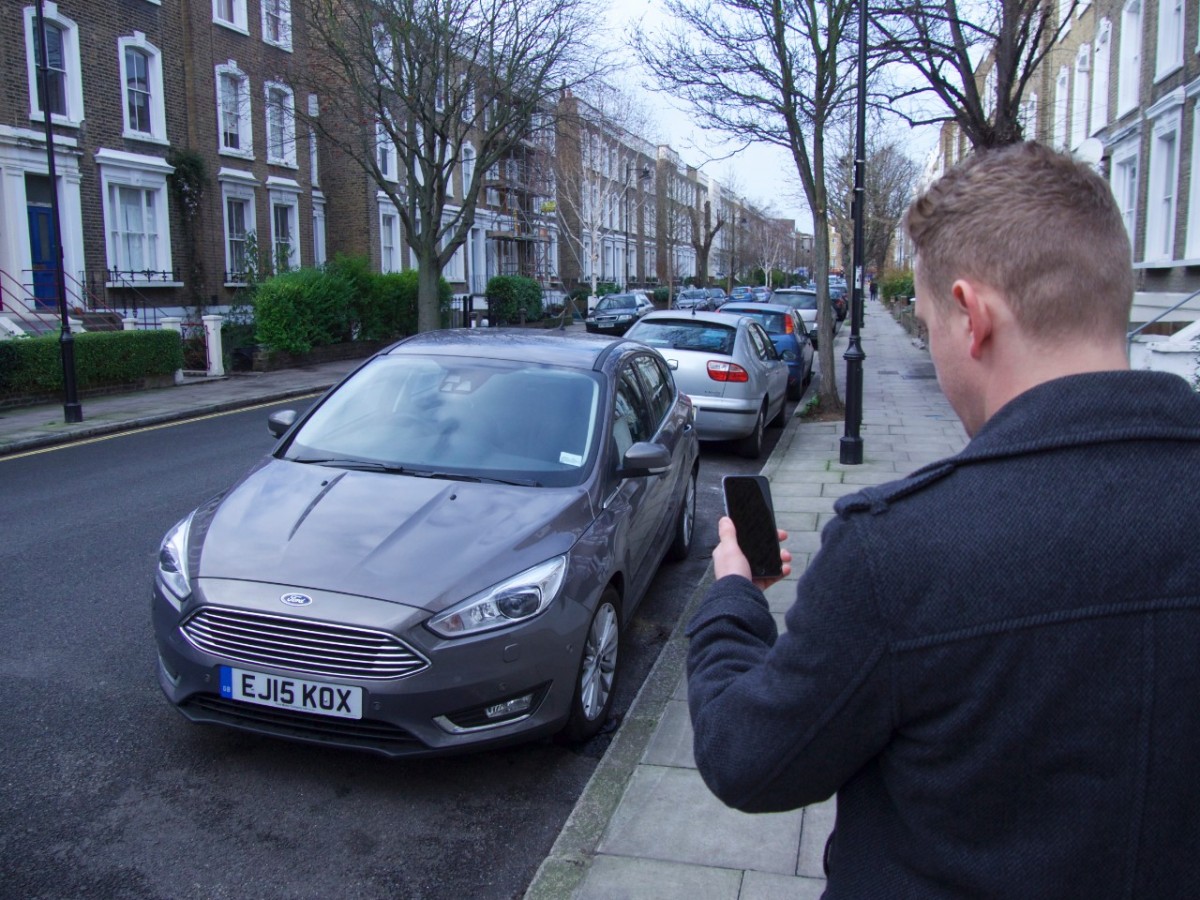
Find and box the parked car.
[826,282,848,321]
[673,288,714,311]
[750,287,772,302]
[718,301,814,401]
[771,286,822,337]
[585,292,654,335]
[625,310,789,459]
[728,286,754,301]
[705,287,728,307]
[152,330,700,757]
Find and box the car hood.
[194,459,594,611]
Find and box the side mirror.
[268,409,298,437]
[619,441,672,478]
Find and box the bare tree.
[295,0,600,332]
[749,217,795,289]
[689,196,725,287]
[827,129,921,275]
[553,86,652,298]
[637,0,858,408]
[870,0,1076,149]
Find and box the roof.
[387,327,626,370]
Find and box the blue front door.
[27,204,58,310]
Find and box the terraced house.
[0,0,802,340]
[932,0,1200,366]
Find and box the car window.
[626,318,737,355]
[596,294,637,311]
[631,354,673,429]
[775,291,818,310]
[283,355,601,486]
[725,309,785,334]
[612,368,651,460]
[745,323,774,360]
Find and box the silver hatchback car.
[625,310,789,459]
[152,330,699,757]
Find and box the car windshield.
[281,355,601,487]
[627,318,736,354]
[775,291,818,310]
[595,294,637,311]
[724,309,786,334]
[678,289,707,300]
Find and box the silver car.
[152,330,699,757]
[625,310,789,459]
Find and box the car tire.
[666,467,697,562]
[562,589,621,743]
[737,407,765,459]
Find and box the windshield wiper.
[293,458,541,487]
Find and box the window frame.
[212,0,249,35]
[267,178,302,273]
[1054,66,1071,149]
[23,2,84,128]
[1090,20,1111,135]
[1117,0,1142,117]
[118,34,168,144]
[216,62,253,159]
[1154,0,1184,82]
[219,168,258,286]
[1110,137,1140,254]
[264,81,297,168]
[379,200,403,273]
[261,0,292,51]
[96,149,177,286]
[1071,44,1091,149]
[1144,102,1182,263]
[313,192,327,267]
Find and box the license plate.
[219,666,363,720]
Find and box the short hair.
[904,141,1133,341]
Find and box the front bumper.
[152,577,592,757]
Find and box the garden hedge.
[0,329,183,398]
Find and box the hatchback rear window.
[627,319,736,355]
[775,291,818,310]
[728,311,784,333]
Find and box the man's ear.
[950,279,993,360]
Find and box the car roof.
[387,327,633,371]
[637,310,749,328]
[719,302,796,315]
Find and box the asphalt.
[0,302,965,899]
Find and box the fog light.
[486,693,534,720]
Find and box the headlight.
[427,556,567,638]
[617,314,633,322]
[157,512,195,606]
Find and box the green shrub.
[253,267,356,353]
[486,275,544,324]
[653,287,670,306]
[881,270,914,301]
[0,330,183,397]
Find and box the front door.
[27,204,58,310]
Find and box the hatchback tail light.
[783,316,794,334]
[707,361,749,382]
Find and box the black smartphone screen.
[722,475,783,578]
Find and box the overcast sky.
[598,0,939,233]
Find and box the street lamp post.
[35,0,82,424]
[623,163,631,290]
[839,0,867,465]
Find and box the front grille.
[183,695,426,753]
[181,606,429,680]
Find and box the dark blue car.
[718,302,815,401]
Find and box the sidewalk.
[525,300,969,900]
[0,359,361,457]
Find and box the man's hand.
[712,516,792,590]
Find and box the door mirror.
[268,409,298,437]
[619,441,672,478]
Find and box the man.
[686,142,1200,896]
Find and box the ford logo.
[280,593,313,607]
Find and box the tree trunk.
[416,253,443,333]
[812,207,842,411]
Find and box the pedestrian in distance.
[868,277,878,302]
[685,141,1200,897]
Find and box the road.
[0,393,796,900]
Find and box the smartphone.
[722,475,783,579]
